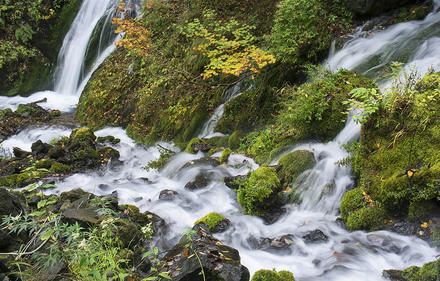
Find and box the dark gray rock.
[382,269,407,281]
[12,147,31,159]
[154,223,249,281]
[61,208,99,227]
[159,189,179,201]
[185,175,209,190]
[302,229,329,244]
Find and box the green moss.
[400,258,440,281]
[194,212,226,231]
[407,200,440,221]
[346,205,386,231]
[237,167,281,216]
[35,159,53,169]
[251,269,295,281]
[0,170,48,188]
[220,148,232,164]
[50,163,72,174]
[70,127,96,141]
[340,186,388,231]
[184,138,207,153]
[277,150,315,185]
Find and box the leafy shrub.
[252,269,295,281]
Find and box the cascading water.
[2,0,440,280]
[198,82,243,138]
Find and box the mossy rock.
[277,150,316,186]
[70,127,96,141]
[220,148,232,164]
[251,269,295,281]
[50,162,72,174]
[35,159,53,169]
[385,258,440,281]
[0,170,48,188]
[407,200,440,221]
[237,167,281,216]
[184,137,210,153]
[194,212,230,232]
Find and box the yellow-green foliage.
[194,212,226,231]
[220,148,232,164]
[277,150,315,185]
[237,167,281,216]
[183,10,275,79]
[251,269,295,281]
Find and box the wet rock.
[61,208,99,227]
[98,183,111,191]
[223,174,248,190]
[28,195,42,208]
[261,207,287,225]
[302,229,329,244]
[185,175,209,190]
[155,223,249,281]
[250,234,296,255]
[13,147,31,159]
[159,189,179,201]
[48,146,66,159]
[31,140,53,157]
[0,188,26,217]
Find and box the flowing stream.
[2,1,440,280]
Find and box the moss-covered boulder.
[277,150,316,186]
[194,212,231,233]
[251,269,295,281]
[237,167,282,218]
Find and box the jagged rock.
[159,189,179,201]
[154,223,249,281]
[302,229,329,244]
[13,147,31,159]
[31,140,53,157]
[28,195,42,208]
[248,234,296,255]
[185,175,209,190]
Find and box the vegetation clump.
[251,269,296,281]
[220,148,232,164]
[277,150,316,186]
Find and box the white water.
[2,1,440,280]
[198,82,243,138]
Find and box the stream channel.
[2,0,440,279]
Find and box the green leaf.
[41,228,54,241]
[159,273,172,279]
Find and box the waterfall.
[198,82,243,138]
[54,0,117,97]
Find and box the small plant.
[343,87,381,124]
[183,228,206,281]
[142,247,171,280]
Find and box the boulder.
[154,223,250,281]
[185,175,209,190]
[277,150,315,186]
